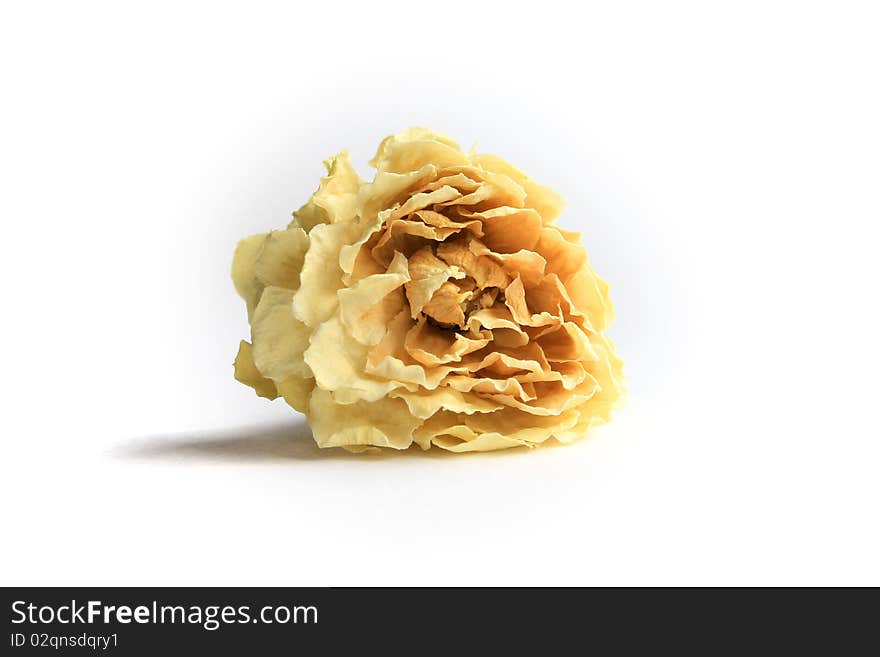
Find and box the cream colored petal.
[369,128,468,174]
[308,388,421,450]
[304,314,399,403]
[487,378,598,416]
[365,308,461,389]
[292,151,361,231]
[370,218,457,267]
[338,251,409,346]
[346,240,387,284]
[292,221,356,327]
[254,226,309,290]
[445,375,536,401]
[566,267,614,332]
[576,334,625,423]
[357,165,438,222]
[467,407,581,444]
[275,374,314,413]
[390,387,502,420]
[251,286,312,381]
[434,433,528,452]
[389,185,461,220]
[231,233,267,319]
[414,408,583,451]
[424,172,481,194]
[413,210,483,237]
[233,340,278,400]
[339,214,384,281]
[438,177,525,211]
[435,165,528,209]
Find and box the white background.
[2,1,878,586]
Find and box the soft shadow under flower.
[115,419,539,463]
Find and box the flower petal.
[309,388,421,449]
[254,226,309,290]
[292,151,361,231]
[292,221,356,327]
[233,340,278,399]
[369,127,468,174]
[231,233,267,319]
[338,251,410,346]
[251,286,312,381]
[304,314,399,403]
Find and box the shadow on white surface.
[117,420,356,462]
[115,419,543,463]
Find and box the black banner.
[1,587,872,653]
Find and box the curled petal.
[358,165,437,222]
[338,251,409,346]
[391,387,502,419]
[304,314,398,403]
[292,151,361,231]
[370,127,468,174]
[472,153,566,223]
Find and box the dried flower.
[232,128,623,452]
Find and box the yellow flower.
[232,128,624,452]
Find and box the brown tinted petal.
[535,226,588,282]
[421,281,468,327]
[413,210,484,238]
[404,317,490,366]
[472,153,565,223]
[459,206,542,253]
[436,239,510,289]
[468,241,546,287]
[404,247,466,318]
[371,219,458,266]
[503,276,558,327]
